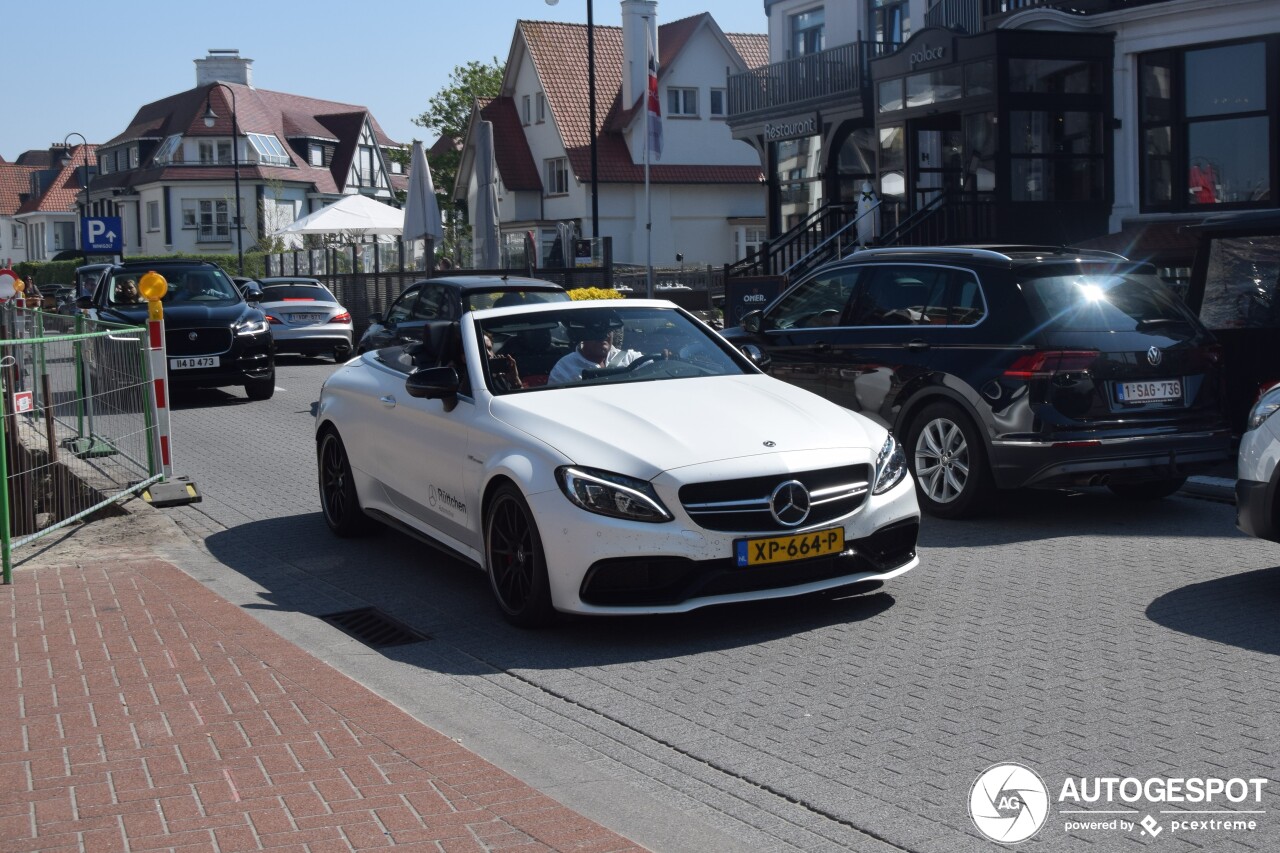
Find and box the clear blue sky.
[2,1,769,161]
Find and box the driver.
[548,314,643,383]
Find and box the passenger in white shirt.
[548,321,642,384]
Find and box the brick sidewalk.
[1,559,645,853]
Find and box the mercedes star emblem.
[769,480,811,527]
[188,332,199,341]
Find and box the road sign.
[82,216,122,253]
[0,267,17,299]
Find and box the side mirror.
[740,343,771,370]
[742,310,763,334]
[405,366,460,400]
[244,286,264,302]
[367,312,383,325]
[76,296,92,310]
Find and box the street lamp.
[61,132,90,260]
[202,83,244,275]
[545,0,598,239]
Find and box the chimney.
[195,49,253,87]
[620,0,657,110]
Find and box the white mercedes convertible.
[315,298,920,627]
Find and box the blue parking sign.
[82,217,122,253]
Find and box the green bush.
[13,251,269,287]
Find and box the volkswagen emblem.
[188,332,199,341]
[769,480,811,527]
[1147,346,1162,366]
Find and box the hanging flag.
[646,22,663,161]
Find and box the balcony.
[927,0,1177,33]
[727,42,886,123]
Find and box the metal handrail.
[781,202,883,279]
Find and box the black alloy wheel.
[317,429,373,537]
[485,484,555,628]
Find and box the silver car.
[1237,381,1280,542]
[258,277,354,362]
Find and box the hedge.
[13,251,268,288]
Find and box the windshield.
[462,289,568,311]
[1198,234,1280,330]
[261,283,335,302]
[476,305,749,394]
[1021,271,1201,332]
[107,268,241,306]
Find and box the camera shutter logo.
[969,763,1050,844]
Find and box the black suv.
[722,246,1231,517]
[79,260,276,400]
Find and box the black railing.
[982,0,1172,21]
[925,0,981,33]
[877,192,998,247]
[725,203,858,278]
[728,42,885,119]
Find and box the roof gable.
[0,164,40,216]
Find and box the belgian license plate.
[735,526,845,567]
[1116,378,1182,403]
[292,313,325,323]
[170,356,219,370]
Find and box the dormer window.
[309,144,323,166]
[247,133,290,166]
[153,134,182,165]
[129,146,139,168]
[199,140,233,164]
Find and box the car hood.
[99,302,258,328]
[490,374,881,479]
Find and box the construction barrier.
[0,303,162,582]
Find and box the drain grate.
[319,607,430,648]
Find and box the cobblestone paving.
[127,359,1280,852]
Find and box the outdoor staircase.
[725,193,998,285]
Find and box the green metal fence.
[0,306,162,582]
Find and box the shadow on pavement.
[918,486,1241,548]
[202,513,899,672]
[1146,564,1280,655]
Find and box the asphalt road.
[157,355,1280,853]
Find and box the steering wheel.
[620,352,669,372]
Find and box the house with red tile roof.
[82,50,406,261]
[454,1,768,269]
[0,145,95,264]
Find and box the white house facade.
[455,1,769,269]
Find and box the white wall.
[604,182,764,267]
[628,23,765,167]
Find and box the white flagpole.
[644,14,653,299]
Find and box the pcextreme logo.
[969,763,1269,845]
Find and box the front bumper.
[526,473,921,615]
[990,429,1232,489]
[1236,479,1279,542]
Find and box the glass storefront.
[776,135,825,229]
[1139,39,1273,212]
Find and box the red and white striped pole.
[138,271,174,480]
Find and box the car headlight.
[1247,384,1280,432]
[556,466,673,522]
[872,433,908,495]
[235,318,271,336]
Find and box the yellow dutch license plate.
[735,526,845,567]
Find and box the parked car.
[316,299,920,627]
[721,246,1232,518]
[1236,381,1280,542]
[78,259,276,400]
[356,276,568,353]
[257,277,353,362]
[1182,210,1280,433]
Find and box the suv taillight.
[1003,350,1098,380]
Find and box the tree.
[412,58,504,260]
